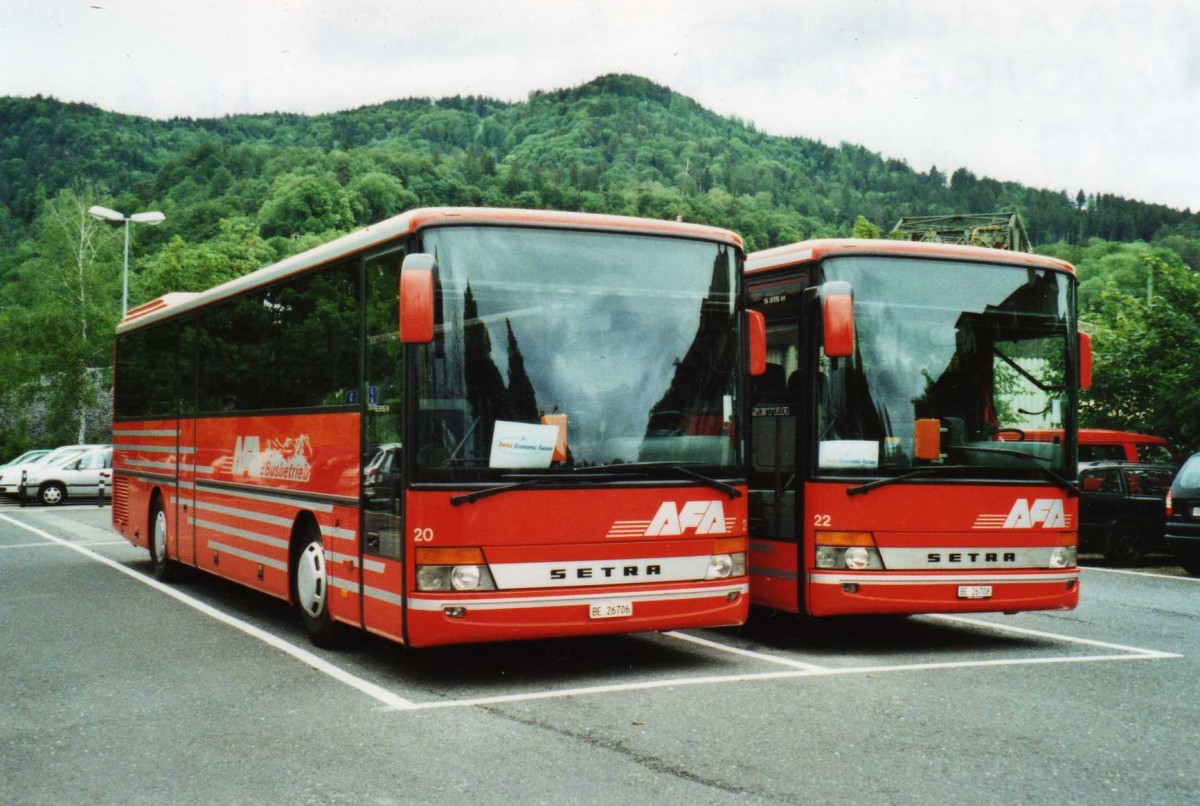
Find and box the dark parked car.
[1077,462,1176,565]
[1165,454,1200,576]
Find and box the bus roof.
[745,238,1075,276]
[119,207,743,334]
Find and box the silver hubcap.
[42,486,63,504]
[296,541,327,617]
[153,509,168,564]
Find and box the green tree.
[140,217,274,298]
[257,172,353,238]
[852,215,883,239]
[1083,255,1200,451]
[348,172,419,225]
[0,188,121,443]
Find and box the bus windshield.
[415,226,740,482]
[815,256,1076,478]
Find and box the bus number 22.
[813,514,832,527]
[413,527,434,543]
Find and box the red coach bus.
[744,239,1091,617]
[112,208,763,647]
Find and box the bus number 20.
[412,527,434,542]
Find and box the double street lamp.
[88,205,165,317]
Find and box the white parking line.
[0,540,131,550]
[928,613,1181,658]
[664,630,828,671]
[0,512,418,712]
[1085,566,1200,583]
[398,650,1173,712]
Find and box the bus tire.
[149,497,177,582]
[292,523,342,647]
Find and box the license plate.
[957,585,993,600]
[590,601,633,619]
[1192,507,1200,518]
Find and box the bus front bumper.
[405,579,749,648]
[807,569,1080,616]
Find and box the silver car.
[0,449,49,468]
[0,445,105,497]
[18,446,113,505]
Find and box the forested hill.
[3,73,1200,452]
[1,73,1195,261]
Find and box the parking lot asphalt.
[2,500,1198,805]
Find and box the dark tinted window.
[1079,445,1126,463]
[1080,468,1123,493]
[198,262,360,413]
[199,288,275,411]
[1126,467,1172,495]
[114,321,180,418]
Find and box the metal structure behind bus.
[891,211,1032,253]
[111,207,761,648]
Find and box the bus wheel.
[293,527,341,647]
[149,500,177,582]
[38,482,66,506]
[1105,526,1144,567]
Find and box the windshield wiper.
[449,462,742,506]
[957,445,1079,496]
[848,452,1079,498]
[449,471,645,506]
[576,461,742,499]
[847,468,940,496]
[450,478,546,506]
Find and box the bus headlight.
[844,546,871,570]
[816,546,840,568]
[417,565,452,591]
[706,554,733,579]
[451,565,481,590]
[1049,546,1077,569]
[415,547,497,591]
[814,538,884,571]
[704,552,747,580]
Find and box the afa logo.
[644,500,728,536]
[233,434,314,482]
[1003,498,1066,529]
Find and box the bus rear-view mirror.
[747,310,767,376]
[399,253,435,344]
[822,281,855,358]
[1079,330,1093,391]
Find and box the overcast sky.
[3,0,1197,210]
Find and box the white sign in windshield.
[819,440,879,469]
[489,420,560,469]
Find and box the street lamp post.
[88,205,165,317]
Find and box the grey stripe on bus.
[190,517,289,550]
[749,566,800,581]
[206,541,288,571]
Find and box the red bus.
[744,239,1091,617]
[112,208,762,647]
